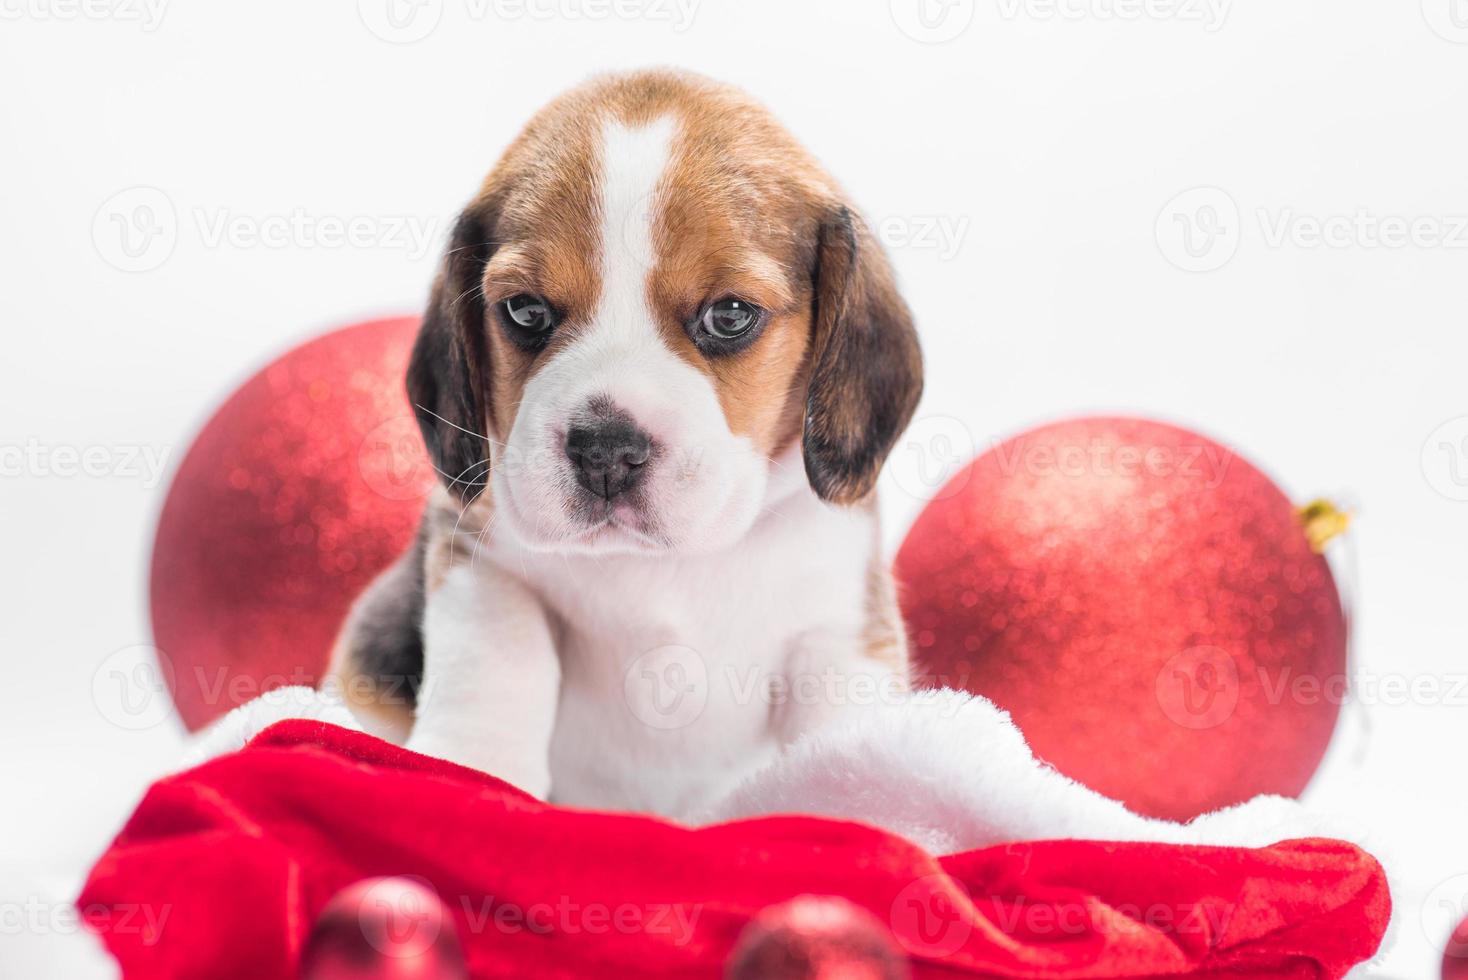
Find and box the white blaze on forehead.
[594,114,677,347]
[494,113,773,553]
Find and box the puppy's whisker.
[433,465,490,493]
[436,472,490,491]
[470,509,504,570]
[415,404,498,446]
[443,473,495,573]
[442,456,493,487]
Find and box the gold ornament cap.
[1297,498,1351,554]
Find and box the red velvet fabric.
[79,721,1389,979]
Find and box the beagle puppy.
[328,69,923,817]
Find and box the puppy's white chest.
[548,603,791,815]
[504,495,875,816]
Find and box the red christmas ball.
[725,896,909,980]
[150,318,431,731]
[1444,912,1468,980]
[301,877,467,980]
[895,417,1346,820]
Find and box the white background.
[2,0,1466,976]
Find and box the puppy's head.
[410,70,922,554]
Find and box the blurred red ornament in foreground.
[301,877,466,980]
[150,317,430,731]
[725,895,909,980]
[895,417,1346,821]
[1444,912,1468,980]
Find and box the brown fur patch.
[801,208,923,504]
[459,70,857,461]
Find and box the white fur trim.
[184,685,361,767]
[696,688,1357,852]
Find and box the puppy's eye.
[502,294,557,335]
[699,298,762,340]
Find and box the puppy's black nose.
[565,416,652,501]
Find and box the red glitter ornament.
[301,877,467,980]
[1444,912,1468,980]
[895,417,1346,821]
[150,318,431,731]
[725,896,909,980]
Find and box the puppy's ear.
[803,206,924,505]
[407,205,496,499]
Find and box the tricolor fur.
[329,69,922,814]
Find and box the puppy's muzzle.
[565,411,652,501]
